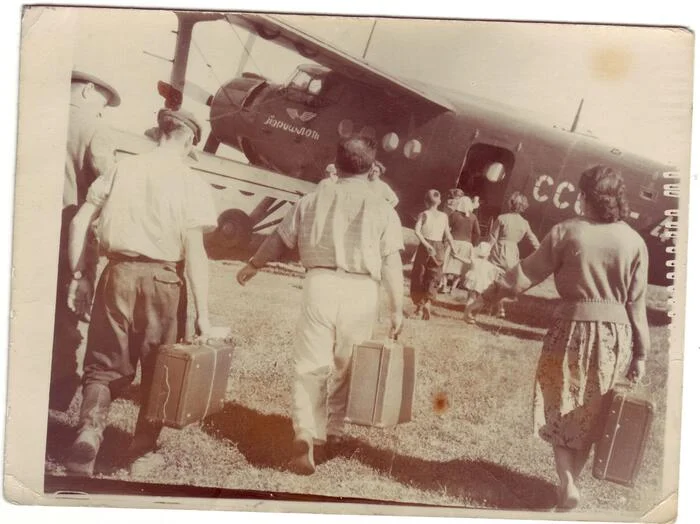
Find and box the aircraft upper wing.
[223,13,455,113]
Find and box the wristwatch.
[72,270,84,280]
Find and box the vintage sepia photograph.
[3,3,695,523]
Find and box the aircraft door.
[457,143,515,237]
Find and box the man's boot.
[65,383,111,476]
[127,409,165,476]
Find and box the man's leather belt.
[107,252,182,265]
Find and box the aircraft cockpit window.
[288,70,312,91]
[308,78,323,95]
[287,71,323,97]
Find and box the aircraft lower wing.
[111,127,315,202]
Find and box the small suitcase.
[593,386,654,487]
[145,340,235,429]
[345,339,416,428]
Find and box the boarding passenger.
[49,71,121,411]
[410,189,458,319]
[368,161,399,208]
[484,165,649,510]
[236,135,405,475]
[440,196,481,294]
[487,191,540,317]
[64,109,217,476]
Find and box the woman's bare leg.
[553,445,580,510]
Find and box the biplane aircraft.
[122,10,679,285]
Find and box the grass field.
[46,257,673,515]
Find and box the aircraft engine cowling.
[209,76,268,153]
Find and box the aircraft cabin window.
[382,132,400,152]
[484,162,506,183]
[403,139,422,159]
[640,188,657,201]
[338,119,354,138]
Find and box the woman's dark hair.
[335,135,377,175]
[578,165,630,223]
[507,191,529,213]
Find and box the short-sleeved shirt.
[369,178,399,208]
[64,105,116,209]
[277,175,404,281]
[87,147,218,262]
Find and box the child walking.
[410,189,458,320]
[462,241,502,323]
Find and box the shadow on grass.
[335,436,557,511]
[45,416,135,476]
[202,402,557,510]
[202,402,294,470]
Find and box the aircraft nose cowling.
[209,75,268,149]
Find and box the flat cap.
[157,108,202,145]
[71,70,121,107]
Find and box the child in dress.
[462,241,502,323]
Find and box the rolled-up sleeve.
[87,126,116,180]
[277,201,302,249]
[185,173,218,233]
[85,164,116,209]
[380,210,404,257]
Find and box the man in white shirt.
[65,109,217,476]
[237,136,405,475]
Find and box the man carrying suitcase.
[237,135,405,475]
[64,109,218,476]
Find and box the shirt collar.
[337,174,370,185]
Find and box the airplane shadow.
[201,402,557,510]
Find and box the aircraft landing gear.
[214,209,253,249]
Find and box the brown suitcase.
[345,339,416,428]
[593,387,654,487]
[145,340,235,429]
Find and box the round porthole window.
[382,132,399,152]
[484,162,506,183]
[338,119,354,137]
[403,139,422,159]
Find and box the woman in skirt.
[485,165,649,510]
[440,196,481,294]
[488,191,540,317]
[410,189,458,319]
